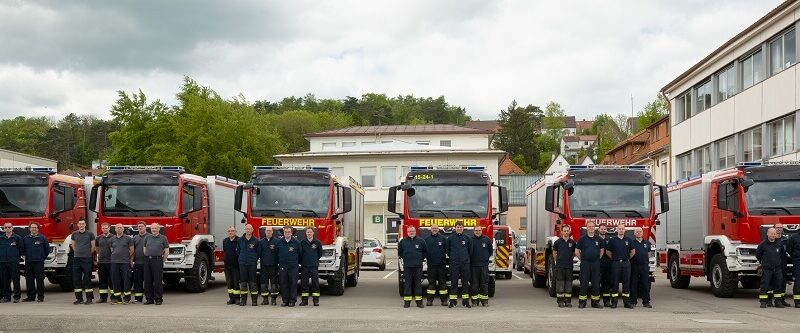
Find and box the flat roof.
[305,124,492,138]
[0,148,57,163]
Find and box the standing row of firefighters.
[397,222,493,309]
[552,221,653,309]
[757,224,800,308]
[222,224,323,307]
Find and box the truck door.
[712,180,739,239]
[181,182,204,240]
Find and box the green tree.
[511,153,534,174]
[637,94,668,129]
[493,100,542,171]
[592,113,627,161]
[265,110,354,153]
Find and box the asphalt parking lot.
[0,250,798,332]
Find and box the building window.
[360,167,376,188]
[381,167,396,187]
[342,142,356,148]
[331,167,344,177]
[770,29,796,75]
[439,140,451,147]
[716,65,736,102]
[769,114,796,156]
[400,166,410,179]
[742,50,764,89]
[676,91,692,123]
[416,140,430,145]
[695,80,711,114]
[694,145,711,174]
[742,127,763,162]
[381,140,393,144]
[676,153,692,179]
[322,142,337,150]
[362,141,376,146]
[716,136,736,169]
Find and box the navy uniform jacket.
[398,236,427,268]
[446,232,472,265]
[787,233,800,263]
[277,237,302,267]
[424,233,447,266]
[756,239,786,269]
[237,235,260,266]
[222,236,239,267]
[0,233,24,263]
[23,234,49,263]
[259,236,279,267]
[553,238,575,269]
[631,239,651,265]
[299,238,323,267]
[576,234,604,263]
[605,236,634,262]
[598,234,611,265]
[469,234,493,267]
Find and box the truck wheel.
[740,276,760,289]
[328,254,346,296]
[164,274,182,286]
[398,268,404,296]
[58,256,75,292]
[346,255,359,287]
[488,275,496,297]
[184,254,209,293]
[546,255,556,297]
[504,272,513,279]
[710,254,738,298]
[668,253,690,289]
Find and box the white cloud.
[0,0,783,121]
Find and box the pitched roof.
[499,153,525,175]
[305,124,491,137]
[575,120,593,133]
[562,116,576,128]
[464,120,501,133]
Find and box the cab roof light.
[410,165,486,172]
[739,161,800,167]
[254,166,331,172]
[568,165,646,171]
[0,167,56,174]
[107,166,185,172]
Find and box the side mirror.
[563,180,575,196]
[89,185,99,213]
[544,185,556,213]
[342,188,352,214]
[498,186,509,213]
[234,184,253,213]
[387,186,398,214]
[658,185,669,213]
[741,178,754,192]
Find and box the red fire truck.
[494,225,514,279]
[0,167,90,291]
[233,166,364,296]
[387,166,509,297]
[89,166,243,292]
[659,161,800,298]
[525,165,669,297]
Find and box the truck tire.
[546,255,556,297]
[58,256,75,292]
[668,253,690,289]
[328,254,346,296]
[488,275,496,297]
[346,254,359,287]
[378,261,386,271]
[184,254,210,293]
[740,276,760,289]
[710,254,738,298]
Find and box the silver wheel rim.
[199,261,208,285]
[712,265,722,289]
[670,261,678,282]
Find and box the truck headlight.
[169,247,185,255]
[737,247,756,257]
[322,249,335,257]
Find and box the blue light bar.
[409,165,485,172]
[739,161,800,167]
[0,167,56,174]
[254,166,331,172]
[107,166,185,172]
[409,166,433,171]
[568,165,646,171]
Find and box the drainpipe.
[660,90,672,183]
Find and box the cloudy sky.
[0,0,783,121]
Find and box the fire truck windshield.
[745,180,800,215]
[407,185,488,218]
[568,184,651,218]
[251,185,330,217]
[0,185,47,216]
[102,185,177,216]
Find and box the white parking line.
[512,273,524,280]
[386,261,394,266]
[383,270,397,279]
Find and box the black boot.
[603,297,611,308]
[480,299,488,307]
[610,300,618,309]
[448,300,456,308]
[313,296,319,306]
[643,301,652,308]
[463,299,471,308]
[557,298,565,308]
[766,299,774,307]
[251,294,258,306]
[299,296,309,306]
[271,296,277,306]
[472,299,479,306]
[226,293,236,305]
[261,295,269,305]
[416,300,424,308]
[794,300,800,308]
[578,300,587,309]
[778,298,790,307]
[440,296,448,306]
[404,300,411,308]
[591,300,602,309]
[565,298,573,308]
[623,298,633,309]
[426,297,434,307]
[760,301,768,308]
[239,294,247,306]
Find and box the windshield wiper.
[282,209,320,218]
[413,209,450,218]
[572,209,611,218]
[752,207,793,215]
[445,209,481,217]
[106,207,167,216]
[610,210,644,218]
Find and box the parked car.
[361,238,386,271]
[514,235,527,272]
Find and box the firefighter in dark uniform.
[598,224,612,307]
[96,223,113,303]
[70,219,96,305]
[605,223,635,309]
[424,224,448,306]
[237,224,260,306]
[470,226,492,307]
[773,223,791,307]
[299,228,323,306]
[552,224,575,308]
[143,223,169,305]
[757,227,787,308]
[629,228,652,308]
[223,226,240,305]
[575,221,603,309]
[259,227,280,306]
[0,222,23,303]
[446,221,472,308]
[22,222,48,302]
[131,221,148,303]
[278,226,302,307]
[786,227,800,308]
[398,225,427,308]
[109,223,134,304]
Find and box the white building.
[0,148,57,169]
[560,135,597,158]
[662,1,800,181]
[275,125,506,246]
